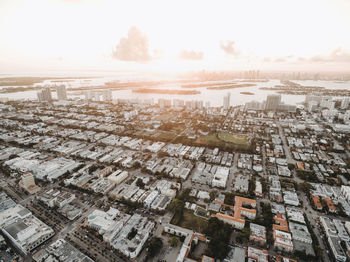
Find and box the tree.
[127,227,138,240]
[133,161,141,169]
[298,182,314,195]
[8,154,18,160]
[260,177,267,194]
[168,237,178,247]
[88,165,99,174]
[146,237,163,259]
[260,202,273,229]
[157,151,169,158]
[177,188,192,201]
[168,199,184,225]
[209,190,218,201]
[248,176,256,196]
[136,178,145,189]
[288,163,295,170]
[204,217,232,260]
[237,227,251,244]
[223,192,235,206]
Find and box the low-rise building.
[164,224,208,262]
[107,170,129,185]
[274,229,293,252]
[289,222,312,244]
[19,172,41,194]
[0,195,54,255]
[250,223,266,245]
[247,246,268,262]
[320,216,338,237]
[32,238,93,262]
[213,197,256,230]
[328,235,346,262]
[283,191,299,206]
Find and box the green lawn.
[197,132,250,150]
[197,133,220,144]
[217,132,248,145]
[177,209,208,233]
[156,132,177,141]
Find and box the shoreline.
[132,88,200,95]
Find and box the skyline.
[1,0,350,74]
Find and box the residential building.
[56,85,67,101]
[265,94,281,111]
[223,92,231,110]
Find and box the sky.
[0,0,350,74]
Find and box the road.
[298,191,332,262]
[226,153,238,192]
[276,122,295,165]
[276,121,331,262]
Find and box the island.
[259,80,350,96]
[182,81,237,88]
[133,88,200,95]
[240,91,254,95]
[207,83,256,90]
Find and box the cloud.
[274,57,286,62]
[179,50,204,60]
[309,55,325,62]
[305,47,350,63]
[329,47,350,62]
[60,0,84,3]
[220,40,240,56]
[153,49,164,60]
[112,27,151,62]
[273,56,294,63]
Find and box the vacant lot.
[196,132,250,151]
[177,210,208,233]
[156,131,178,141]
[217,132,248,145]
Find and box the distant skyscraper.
[158,98,171,108]
[56,85,67,101]
[173,99,184,108]
[341,97,349,109]
[43,87,52,102]
[320,96,333,109]
[84,90,90,102]
[265,94,281,111]
[21,172,36,188]
[190,100,196,109]
[185,100,192,108]
[245,101,262,110]
[37,87,52,102]
[37,91,44,102]
[195,100,203,110]
[308,101,318,112]
[344,110,350,124]
[305,94,322,105]
[102,89,112,101]
[19,172,40,194]
[223,92,231,109]
[93,91,100,101]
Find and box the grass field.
[155,114,172,121]
[154,112,180,122]
[217,132,248,145]
[156,131,177,141]
[177,210,208,233]
[196,132,250,150]
[197,133,219,144]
